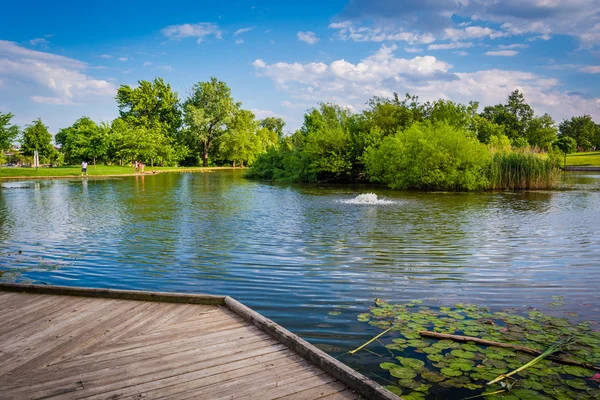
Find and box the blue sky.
[1,0,599,135]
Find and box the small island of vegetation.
[1,77,599,190]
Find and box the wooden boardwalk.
[0,285,398,400]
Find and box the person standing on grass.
[81,161,88,177]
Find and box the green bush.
[365,122,491,191]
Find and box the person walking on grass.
[81,161,88,177]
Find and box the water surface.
[1,170,599,397]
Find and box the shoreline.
[0,166,242,181]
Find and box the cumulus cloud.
[404,47,423,53]
[484,50,519,56]
[236,38,244,44]
[297,31,319,44]
[100,54,113,59]
[118,57,128,62]
[252,43,600,123]
[334,0,600,48]
[0,40,116,105]
[162,23,223,44]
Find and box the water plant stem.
[420,331,599,371]
[487,337,575,385]
[349,327,393,356]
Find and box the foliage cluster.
[247,90,582,190]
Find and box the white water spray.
[341,193,395,205]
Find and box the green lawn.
[0,165,233,178]
[565,151,600,166]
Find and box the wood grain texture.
[0,291,366,400]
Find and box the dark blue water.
[1,170,599,395]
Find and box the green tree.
[428,99,477,132]
[21,119,55,163]
[558,115,599,151]
[364,93,426,136]
[482,90,534,143]
[526,113,558,151]
[554,136,577,167]
[56,117,108,166]
[116,78,182,135]
[259,117,285,139]
[219,109,260,167]
[0,112,19,151]
[184,77,239,166]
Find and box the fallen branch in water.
[349,327,393,355]
[420,331,600,372]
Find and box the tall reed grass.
[487,152,559,190]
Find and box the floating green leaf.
[562,365,592,377]
[441,367,463,377]
[451,349,476,359]
[421,371,445,382]
[389,367,417,379]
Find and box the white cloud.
[143,61,152,67]
[444,26,506,40]
[404,47,423,53]
[0,40,116,105]
[454,51,469,56]
[31,96,73,105]
[253,43,600,123]
[249,108,284,119]
[161,23,223,44]
[100,54,113,59]
[498,43,529,49]
[297,31,319,44]
[29,38,50,48]
[428,42,473,50]
[236,38,244,44]
[484,50,519,56]
[580,65,600,73]
[329,22,435,44]
[234,27,255,36]
[118,57,128,62]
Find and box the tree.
[56,117,108,166]
[219,109,260,167]
[364,93,426,136]
[260,117,285,139]
[558,115,599,151]
[554,136,577,167]
[21,119,55,163]
[526,113,558,151]
[184,77,239,167]
[0,112,19,151]
[116,78,182,136]
[482,90,534,143]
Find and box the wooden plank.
[225,297,397,400]
[0,287,394,400]
[0,282,226,304]
[54,345,291,400]
[274,380,349,400]
[2,340,286,399]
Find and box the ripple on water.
[1,171,599,399]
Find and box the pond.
[1,170,599,398]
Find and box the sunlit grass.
[565,151,600,166]
[0,165,236,178]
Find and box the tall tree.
[21,119,55,162]
[259,117,286,139]
[184,77,239,167]
[0,112,19,151]
[526,113,558,151]
[219,109,260,167]
[116,78,182,136]
[555,136,577,167]
[558,115,599,151]
[56,117,108,166]
[482,90,534,143]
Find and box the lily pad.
[451,349,476,359]
[562,365,592,377]
[421,371,445,382]
[328,310,341,316]
[398,357,425,370]
[389,367,417,379]
[441,367,463,377]
[380,362,399,371]
[565,378,589,390]
[385,385,403,396]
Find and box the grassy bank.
[565,151,600,166]
[0,165,237,179]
